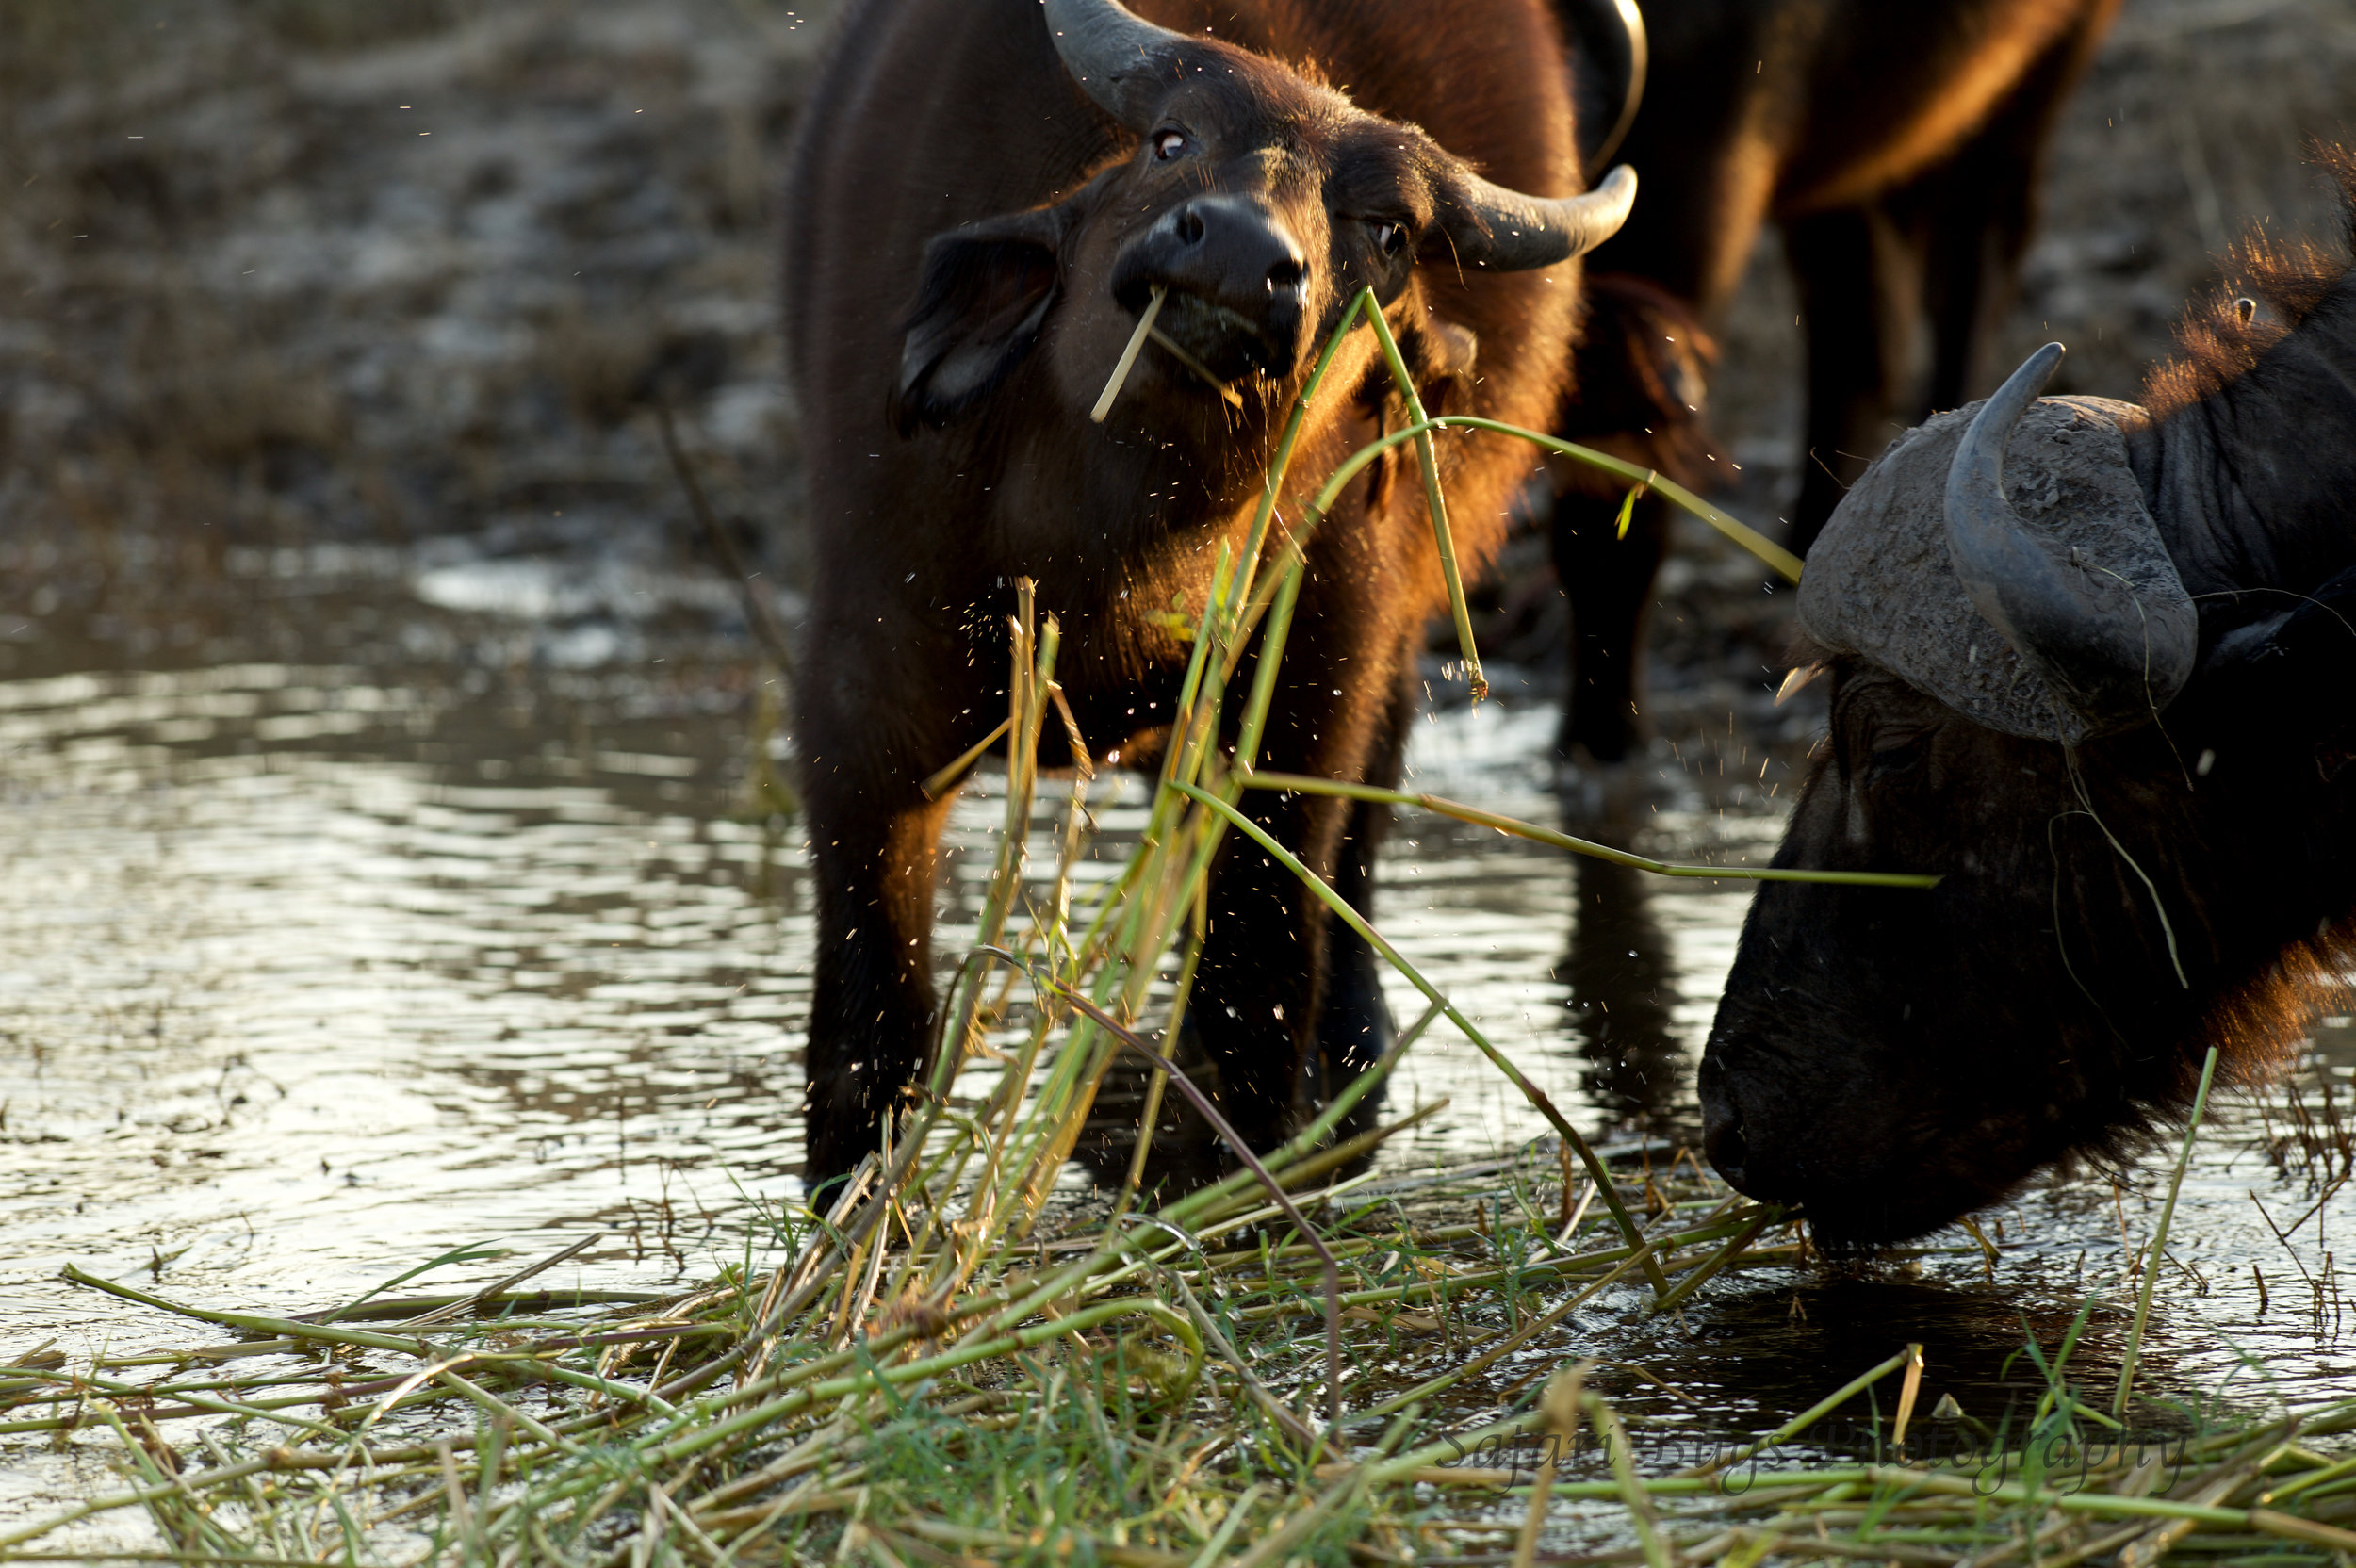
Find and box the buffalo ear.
[2188,562,2356,756]
[1404,318,1480,415]
[1361,316,1479,417]
[892,201,1081,433]
[2198,563,2356,683]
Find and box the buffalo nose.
[1696,1054,1752,1191]
[1156,196,1305,310]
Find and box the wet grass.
[7,1131,2353,1566]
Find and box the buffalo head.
[888,0,1634,437]
[1701,342,2356,1244]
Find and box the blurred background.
[2,0,2350,678]
[0,0,2352,1459]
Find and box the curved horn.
[1040,0,1189,132]
[1443,163,1637,272]
[1943,342,2198,732]
[1564,0,1648,182]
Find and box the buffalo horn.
[1443,162,1638,271]
[1942,342,2197,732]
[1040,0,1189,132]
[1566,0,1649,180]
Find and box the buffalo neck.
[980,361,1373,583]
[986,420,1272,572]
[2131,278,2356,612]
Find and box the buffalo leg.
[1916,161,2030,419]
[1188,786,1350,1150]
[1189,617,1405,1151]
[1553,485,1669,763]
[1918,18,2107,416]
[1783,204,1925,558]
[799,737,957,1187]
[1314,670,1415,1100]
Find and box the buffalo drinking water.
[1704,159,2356,1242]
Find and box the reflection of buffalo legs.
[1559,853,1685,1133]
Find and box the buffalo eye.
[1370,220,1409,258]
[1865,727,1930,778]
[1153,130,1188,161]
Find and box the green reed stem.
[1242,772,1939,887]
[2113,1043,2220,1418]
[1364,298,1487,700]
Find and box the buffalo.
[781,0,1637,1181]
[1546,0,2123,763]
[1699,164,2356,1243]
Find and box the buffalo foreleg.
[1313,668,1415,1107]
[1187,785,1350,1152]
[1783,204,1924,558]
[1552,483,1670,763]
[1918,12,2112,416]
[800,751,956,1188]
[1188,621,1408,1151]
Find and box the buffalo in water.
[1548,0,2122,763]
[782,0,1636,1180]
[1702,160,2356,1243]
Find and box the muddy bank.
[8,0,2356,662]
[2,0,822,584]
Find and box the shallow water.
[0,549,2349,1491]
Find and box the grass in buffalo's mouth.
[6,294,2330,1567]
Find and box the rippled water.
[0,551,2348,1473]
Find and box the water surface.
[0,548,2348,1485]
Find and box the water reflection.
[1560,856,1689,1137]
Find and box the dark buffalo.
[782,0,1636,1181]
[1548,0,2122,763]
[1699,165,2356,1243]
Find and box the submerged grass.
[4,292,2347,1566]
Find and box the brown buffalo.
[1700,161,2356,1242]
[781,0,1636,1182]
[1548,0,2123,764]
